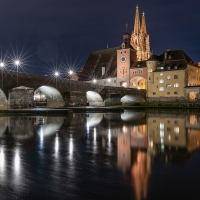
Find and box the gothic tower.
[130,6,151,61]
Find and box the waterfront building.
[78,5,200,101]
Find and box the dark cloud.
[0,0,199,74]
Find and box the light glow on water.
[0,147,5,171]
[14,149,20,175]
[55,135,59,156]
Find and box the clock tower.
[117,26,137,87]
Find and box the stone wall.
[0,89,8,110]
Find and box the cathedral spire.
[140,12,147,34]
[133,5,140,35]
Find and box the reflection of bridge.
[0,70,146,109]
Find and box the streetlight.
[55,71,59,88]
[14,59,20,86]
[107,78,111,87]
[68,70,73,91]
[0,62,5,90]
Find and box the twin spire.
[133,5,147,35]
[130,5,150,61]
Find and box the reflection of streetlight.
[55,71,59,88]
[68,70,73,91]
[14,60,20,86]
[0,62,5,90]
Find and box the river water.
[0,111,200,200]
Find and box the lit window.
[174,83,179,88]
[166,84,171,88]
[159,87,164,91]
[160,123,164,129]
[159,79,164,83]
[160,73,163,76]
[168,134,171,141]
[167,75,171,79]
[148,69,153,72]
[174,127,179,133]
[174,75,178,79]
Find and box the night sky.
[0,0,200,75]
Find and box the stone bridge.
[0,70,146,109]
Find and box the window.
[167,75,171,79]
[138,69,143,74]
[153,92,156,95]
[133,70,137,74]
[174,83,179,88]
[174,127,179,133]
[104,81,106,84]
[174,120,178,125]
[160,123,164,129]
[174,75,178,79]
[175,136,179,141]
[159,79,164,83]
[174,91,178,94]
[153,120,156,123]
[167,127,171,132]
[159,87,164,91]
[160,73,163,76]
[149,76,151,80]
[167,92,170,95]
[166,84,171,88]
[114,80,116,83]
[148,69,152,72]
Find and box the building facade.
[78,6,200,102]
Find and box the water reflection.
[0,112,200,199]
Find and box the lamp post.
[55,71,59,88]
[68,70,73,91]
[14,60,20,86]
[0,62,5,90]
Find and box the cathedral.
[78,6,200,101]
[78,5,150,89]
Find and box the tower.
[117,24,137,87]
[130,6,151,61]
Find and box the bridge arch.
[130,76,147,89]
[34,86,65,107]
[121,94,145,105]
[0,89,7,110]
[86,91,104,106]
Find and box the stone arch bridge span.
[0,70,146,108]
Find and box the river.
[0,110,200,199]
